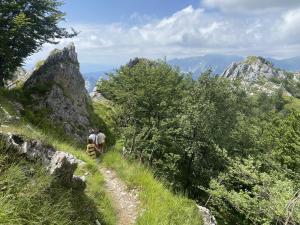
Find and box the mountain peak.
[221,56,284,82]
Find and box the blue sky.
[26,0,300,72]
[61,0,201,24]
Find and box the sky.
[26,0,300,72]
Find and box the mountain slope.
[168,54,243,78]
[221,56,300,97]
[167,54,300,79]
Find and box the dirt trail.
[100,167,140,225]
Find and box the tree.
[99,59,187,165]
[0,0,77,86]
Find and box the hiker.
[88,129,97,144]
[86,138,97,158]
[86,129,100,158]
[96,129,106,154]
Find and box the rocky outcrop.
[23,43,91,142]
[5,67,31,89]
[221,56,300,96]
[1,132,86,191]
[197,205,217,225]
[90,87,105,101]
[221,56,285,82]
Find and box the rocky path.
[100,167,140,225]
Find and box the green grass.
[0,136,116,225]
[1,89,203,225]
[102,143,203,225]
[0,124,117,225]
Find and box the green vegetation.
[0,0,77,86]
[1,87,205,225]
[102,144,203,225]
[99,59,300,225]
[245,56,273,66]
[0,91,117,225]
[0,136,115,225]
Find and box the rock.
[1,132,86,190]
[5,67,31,89]
[23,43,92,143]
[222,56,285,82]
[221,56,300,96]
[197,205,217,225]
[90,87,105,101]
[48,151,78,187]
[72,175,87,191]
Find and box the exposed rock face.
[90,87,105,101]
[5,67,31,89]
[23,43,91,142]
[222,56,285,82]
[197,205,217,225]
[1,132,86,191]
[221,56,300,96]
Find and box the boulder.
[90,87,106,101]
[23,43,92,143]
[1,132,86,191]
[197,205,217,225]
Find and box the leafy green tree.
[209,158,300,225]
[0,0,76,86]
[176,72,249,198]
[99,59,186,164]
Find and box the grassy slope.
[102,142,203,225]
[1,89,203,225]
[0,92,116,225]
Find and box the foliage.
[0,0,77,86]
[99,59,300,224]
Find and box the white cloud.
[26,5,300,70]
[277,8,300,44]
[203,0,300,13]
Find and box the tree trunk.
[0,70,4,87]
[0,57,6,88]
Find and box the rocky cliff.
[222,56,285,81]
[23,43,92,142]
[221,56,300,96]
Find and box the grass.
[0,136,115,225]
[0,89,117,225]
[1,89,204,225]
[0,124,117,225]
[101,142,203,225]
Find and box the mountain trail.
[99,167,140,225]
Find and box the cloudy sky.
[26,0,300,72]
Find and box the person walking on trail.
[86,138,97,158]
[96,129,106,154]
[86,129,100,158]
[88,129,97,144]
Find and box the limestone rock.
[5,67,31,89]
[197,205,217,225]
[222,56,285,82]
[90,87,105,101]
[72,175,87,191]
[23,43,92,143]
[1,132,86,190]
[221,56,300,96]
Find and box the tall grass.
[102,144,203,225]
[0,137,116,225]
[0,124,117,225]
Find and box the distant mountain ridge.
[221,56,300,97]
[168,54,300,79]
